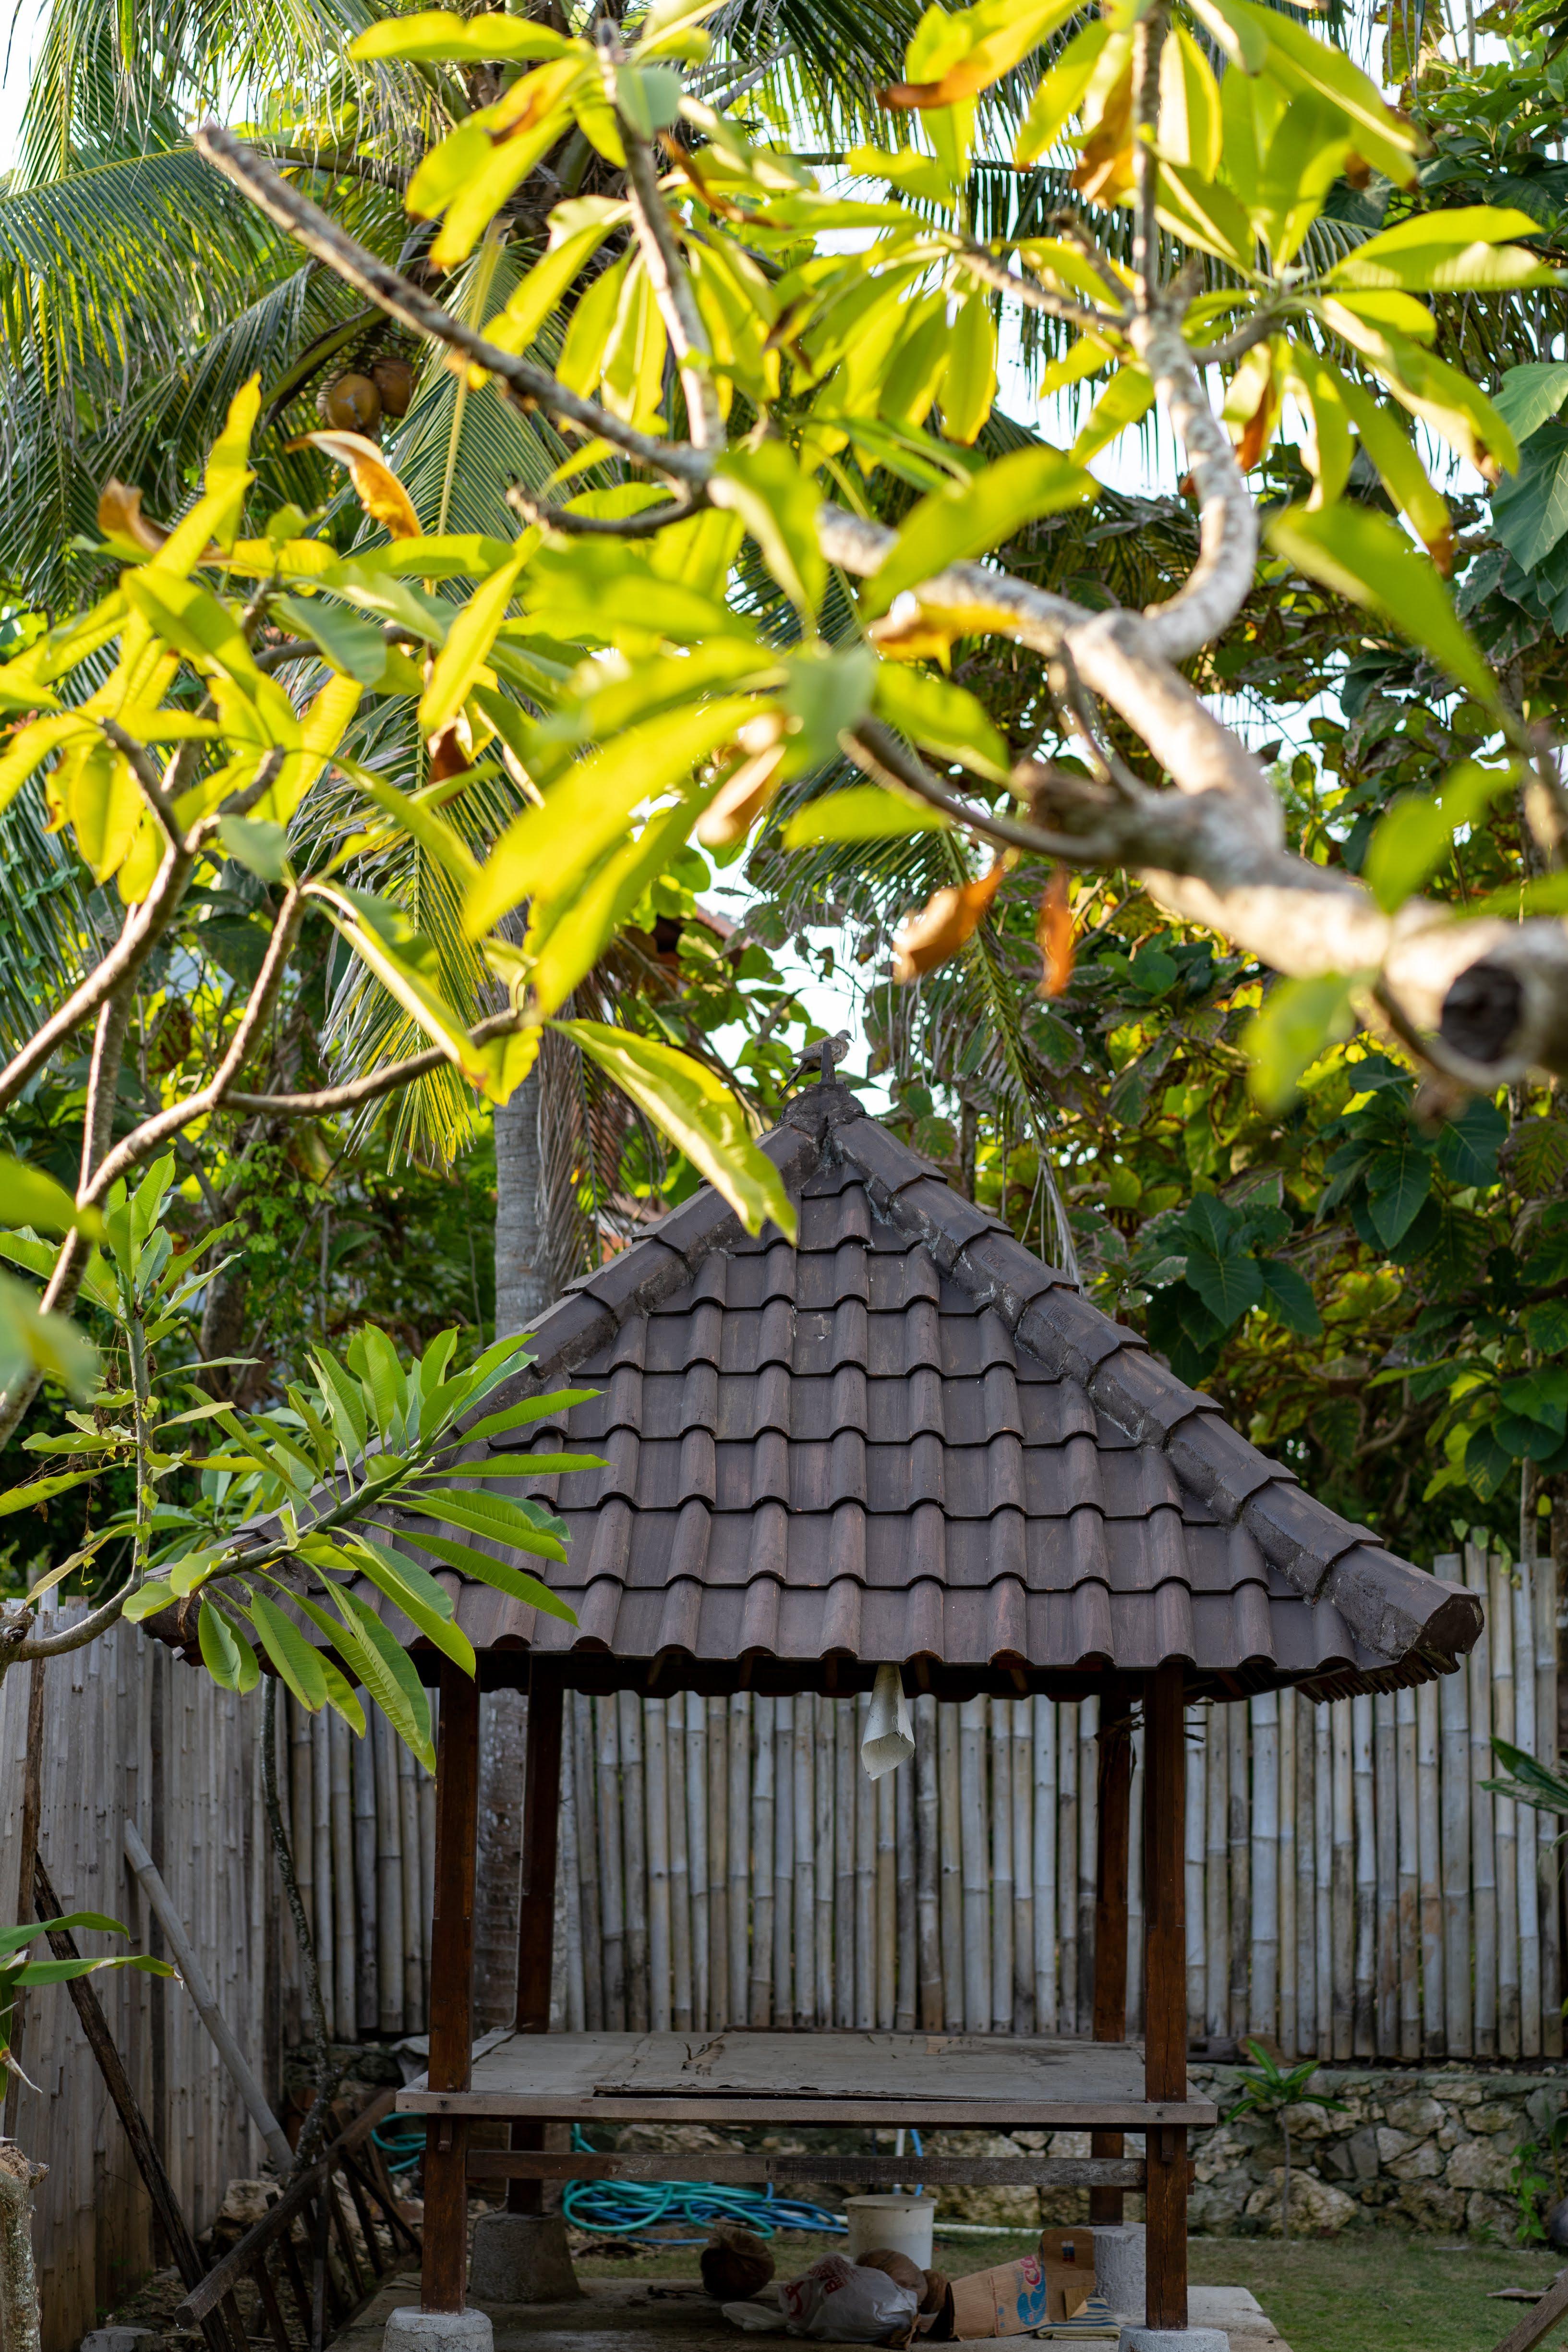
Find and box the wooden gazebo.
[382,1079,1482,2337]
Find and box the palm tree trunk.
[494,1064,551,1339]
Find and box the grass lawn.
[572,2224,1566,2350]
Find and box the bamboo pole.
[1011,1699,1033,2034]
[560,1703,587,2032]
[707,1694,729,2030]
[990,1698,1013,2033]
[1278,1691,1297,2057]
[1416,1676,1444,2058]
[750,1693,775,2027]
[620,1690,649,2032]
[1535,1531,1562,2058]
[1204,1704,1227,2040]
[730,1694,752,2027]
[1492,1551,1521,2059]
[574,1695,605,2032]
[374,1708,404,2037]
[1058,1701,1078,2038]
[856,1692,876,2030]
[328,1708,355,2050]
[772,1695,793,2025]
[351,1695,378,2037]
[1374,1692,1398,2057]
[1127,1715,1146,2037]
[1331,1701,1353,2060]
[796,1693,818,2029]
[1436,1557,1472,2055]
[876,1762,896,2030]
[1294,1695,1315,2058]
[1515,1562,1542,2061]
[290,1696,315,1958]
[1466,1542,1497,2056]
[1249,1693,1279,2043]
[896,1733,917,2032]
[1032,1697,1058,2034]
[1078,1698,1098,2035]
[397,1727,423,2029]
[666,1693,693,2033]
[817,1695,836,2027]
[646,1696,672,2030]
[1351,1695,1375,2057]
[915,1693,942,2029]
[597,1695,627,2031]
[1315,1702,1332,2057]
[685,1688,707,2033]
[1227,1701,1249,2043]
[837,1697,857,2026]
[310,1709,335,2041]
[1185,1705,1206,2046]
[959,1696,989,2032]
[1395,1686,1420,2061]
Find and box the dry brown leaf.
[428,711,475,782]
[288,430,422,539]
[695,714,786,847]
[98,480,169,555]
[882,53,998,107]
[1231,378,1279,473]
[1070,70,1134,205]
[1036,867,1075,998]
[892,854,1007,983]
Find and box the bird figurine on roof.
[783,1031,851,1090]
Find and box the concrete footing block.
[383,2309,494,2352]
[468,2211,582,2304]
[1090,2223,1145,2322]
[1118,2331,1229,2352]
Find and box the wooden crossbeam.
[1490,2269,1568,2352]
[462,2151,1147,2189]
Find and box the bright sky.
[0,0,42,169]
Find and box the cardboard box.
[945,2232,1095,2338]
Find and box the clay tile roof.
[384,1082,1482,1699]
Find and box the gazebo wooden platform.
[373,1078,1480,2339]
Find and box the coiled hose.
[563,2124,857,2243]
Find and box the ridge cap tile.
[950,1228,1066,1327]
[578,1235,688,1320]
[1014,1290,1147,1385]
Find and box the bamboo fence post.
[1535,1533,1562,2057]
[396,1728,423,2028]
[817,1696,836,2027]
[1395,1686,1420,2061]
[1331,1702,1354,2060]
[1466,1542,1497,2056]
[1185,1705,1206,2046]
[990,1698,1014,2033]
[1032,1697,1058,2034]
[796,1693,818,2029]
[1011,1698,1032,2034]
[1514,1561,1542,2061]
[1279,1691,1296,2059]
[597,1695,627,2031]
[310,1709,334,2041]
[750,1693,775,2027]
[707,1694,728,2029]
[560,1704,586,2033]
[351,1697,378,2036]
[645,1696,672,2031]
[620,1690,650,2032]
[1373,1692,1398,2057]
[290,1697,314,1958]
[1204,1705,1228,2040]
[1315,1703,1333,2057]
[1351,1695,1375,2057]
[419,1732,437,1999]
[1435,1555,1472,2054]
[896,1734,917,2031]
[1249,1693,1279,2043]
[1128,1715,1146,2037]
[855,1692,876,2030]
[667,1693,693,2032]
[1057,1701,1078,2038]
[572,1696,604,2032]
[729,1694,752,2026]
[1492,1552,1521,2058]
[772,1694,794,2026]
[374,1708,404,2037]
[915,1693,942,2029]
[959,1696,989,2032]
[328,1709,355,2049]
[1078,1697,1098,2034]
[685,1688,707,2033]
[876,1763,896,2030]
[836,1697,857,2026]
[1294,1696,1315,2058]
[1227,1701,1249,2043]
[1416,1676,1444,2058]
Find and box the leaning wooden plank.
[1485,2265,1568,2352]
[465,2152,1152,2188]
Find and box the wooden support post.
[1090,1685,1133,2227]
[507,1661,565,2217]
[422,1661,481,2315]
[1144,1663,1187,2333]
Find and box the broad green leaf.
[397,1489,568,1560]
[0,1157,100,1238]
[350,10,572,60]
[1336,376,1451,562]
[862,446,1094,617]
[461,1390,599,1447]
[198,1599,259,1693]
[354,1324,409,1445]
[405,1528,578,1622]
[1266,502,1495,705]
[315,886,499,1094]
[346,1530,456,1621]
[1013,20,1111,165]
[1244,971,1361,1109]
[0,1466,103,1515]
[418,542,531,736]
[1327,206,1553,291]
[871,662,1010,780]
[1493,361,1568,448]
[1069,366,1157,466]
[711,444,824,626]
[216,817,288,882]
[122,1579,177,1622]
[1184,0,1267,71]
[1154,162,1255,270]
[0,714,89,816]
[529,794,712,1018]
[1259,1258,1322,1336]
[248,1591,330,1710]
[939,295,997,446]
[887,0,1079,105]
[1363,761,1511,913]
[309,1346,368,1460]
[1237,0,1419,183]
[1184,1243,1263,1327]
[484,216,625,357]
[347,1538,475,1674]
[346,771,481,890]
[1158,22,1220,175]
[1436,1095,1506,1189]
[1318,303,1517,481]
[272,593,390,684]
[555,1018,797,1240]
[782,785,951,845]
[335,1590,437,1767]
[1493,424,1568,572]
[1365,1136,1433,1248]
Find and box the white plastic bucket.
[844,2193,936,2269]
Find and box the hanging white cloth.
[859,1663,914,1780]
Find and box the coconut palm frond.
[0,780,104,1055]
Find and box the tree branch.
[223,1010,525,1115]
[615,104,725,451]
[959,241,1114,336]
